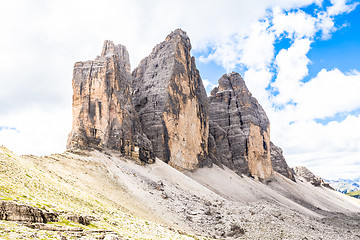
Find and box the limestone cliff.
[132,29,209,170]
[209,73,273,180]
[67,41,153,162]
[270,142,296,181]
[67,29,295,179]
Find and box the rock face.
[0,200,58,223]
[65,213,92,226]
[67,29,294,179]
[270,142,295,181]
[67,40,153,163]
[132,29,209,170]
[293,166,333,188]
[208,73,273,180]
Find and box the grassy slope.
[346,190,360,198]
[0,146,208,240]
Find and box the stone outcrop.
[293,166,333,189]
[132,29,209,170]
[208,73,273,180]
[0,200,58,223]
[270,142,295,181]
[67,40,153,163]
[64,213,92,226]
[66,29,296,179]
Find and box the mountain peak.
[101,40,131,72]
[165,28,191,49]
[216,72,247,93]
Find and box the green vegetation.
[346,190,360,199]
[0,146,207,239]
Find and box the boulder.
[0,200,58,223]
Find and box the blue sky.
[305,2,360,79]
[196,0,360,93]
[0,0,359,179]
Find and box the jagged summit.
[214,72,247,92]
[101,40,131,73]
[67,29,297,181]
[165,28,191,48]
[4,29,360,240]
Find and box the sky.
[1,0,359,180]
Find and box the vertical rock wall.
[209,73,273,180]
[67,41,153,162]
[132,29,209,170]
[67,29,294,179]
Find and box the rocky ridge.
[67,28,305,180]
[3,28,360,240]
[293,166,333,188]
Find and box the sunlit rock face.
[208,73,273,180]
[67,40,153,163]
[132,29,209,170]
[66,29,294,179]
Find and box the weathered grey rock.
[270,141,296,181]
[67,40,154,163]
[0,200,58,223]
[65,213,92,226]
[132,29,209,170]
[293,166,333,189]
[209,72,273,180]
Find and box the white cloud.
[268,66,360,179]
[240,20,276,70]
[315,0,358,39]
[271,114,360,179]
[294,69,360,121]
[0,107,72,155]
[327,0,359,16]
[316,12,336,39]
[272,38,312,105]
[272,8,317,39]
[200,41,242,73]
